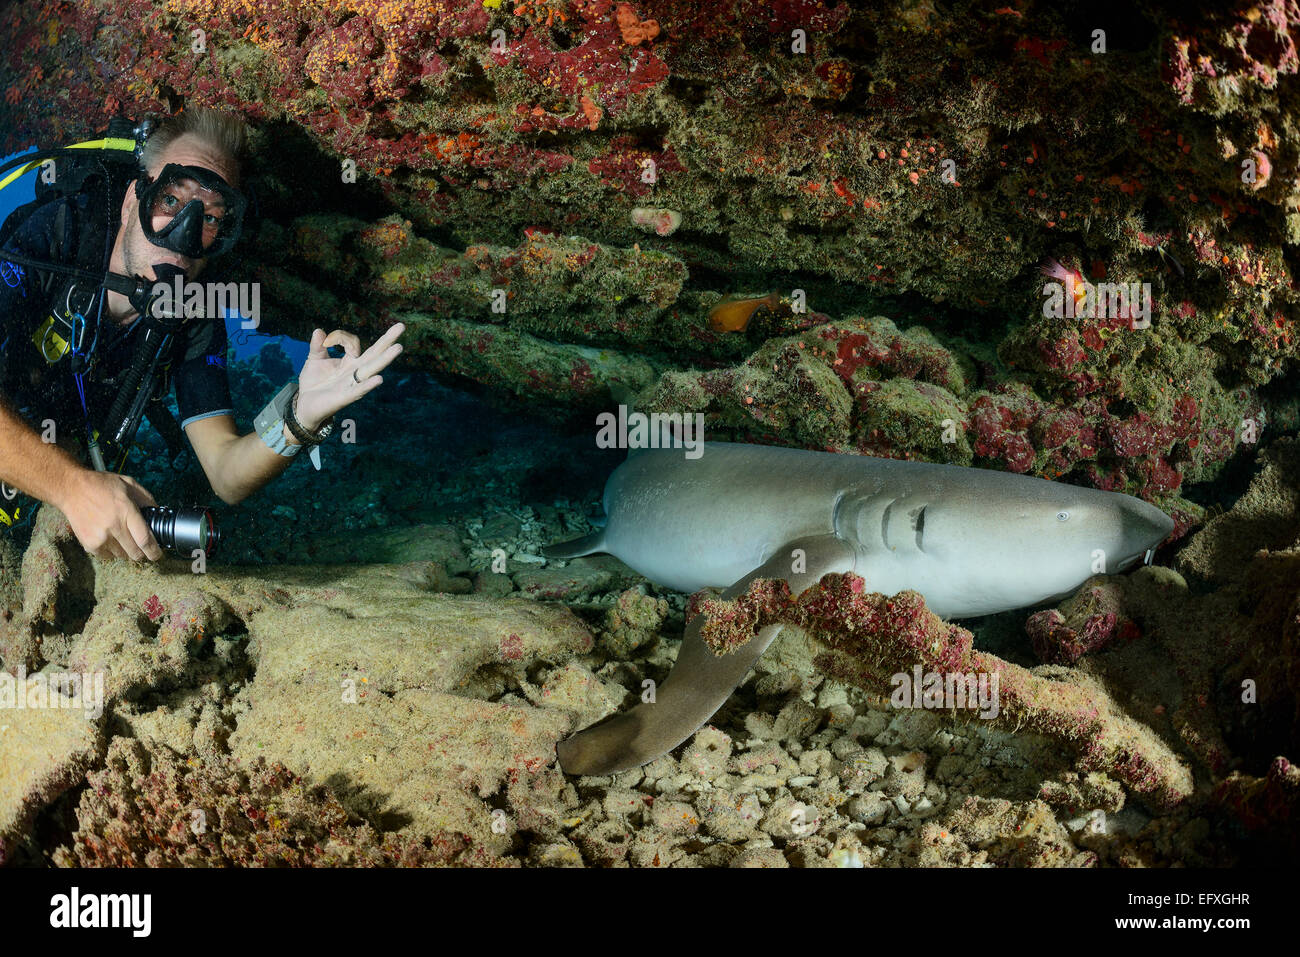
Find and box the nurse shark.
[545,442,1174,776]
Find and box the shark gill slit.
[830,490,847,534]
[913,505,926,551]
[880,499,894,550]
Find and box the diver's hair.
[138,107,248,180]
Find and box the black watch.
[285,387,335,446]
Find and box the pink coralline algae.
[501,632,525,661]
[1163,0,1300,104]
[503,14,669,125]
[969,381,1209,503]
[758,0,851,35]
[1026,605,1143,666]
[691,574,1194,807]
[738,317,960,414]
[820,323,960,393]
[54,739,496,867]
[142,595,165,623]
[304,16,382,106]
[586,136,686,197]
[971,385,1046,474]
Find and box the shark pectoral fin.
[542,530,606,560]
[556,534,856,776]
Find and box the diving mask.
[135,163,246,259]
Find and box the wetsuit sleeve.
[173,317,234,429]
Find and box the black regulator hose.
[101,263,187,450]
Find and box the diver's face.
[113,133,239,294]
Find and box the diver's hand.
[60,470,163,562]
[294,323,405,431]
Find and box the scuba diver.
[0,107,406,561]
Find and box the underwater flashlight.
[140,506,220,557]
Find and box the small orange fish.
[708,291,781,333]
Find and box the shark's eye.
[1056,510,1070,522]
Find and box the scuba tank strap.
[30,198,108,367]
[0,190,61,253]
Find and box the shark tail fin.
[542,530,607,560]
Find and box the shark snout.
[1116,497,1175,567]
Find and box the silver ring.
[352,369,360,384]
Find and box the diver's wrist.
[291,391,325,434]
[285,387,335,447]
[53,464,92,514]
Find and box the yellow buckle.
[33,315,70,363]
